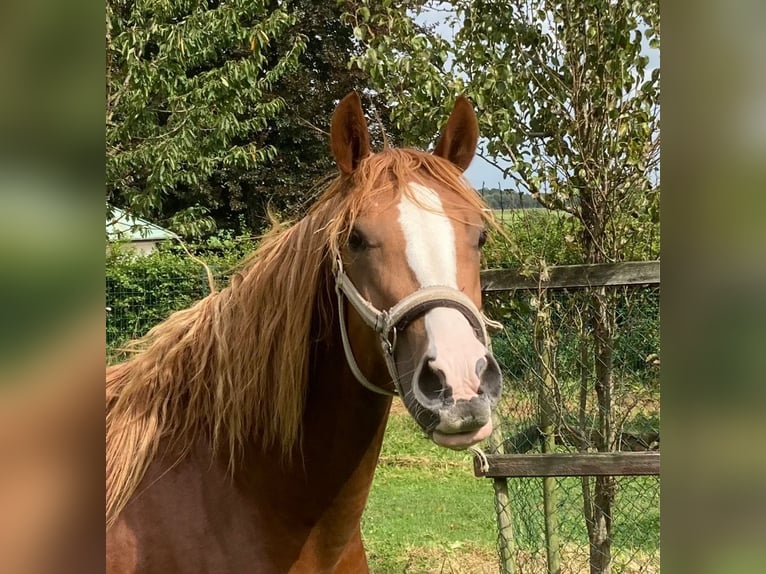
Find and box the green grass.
[362,409,660,573]
[362,413,498,573]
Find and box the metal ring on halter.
[382,326,397,356]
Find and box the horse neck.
[234,296,393,555]
[298,315,393,496]
[299,273,396,474]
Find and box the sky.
[414,4,660,191]
[464,152,506,191]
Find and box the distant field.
[491,207,570,222]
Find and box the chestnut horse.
[106,93,502,573]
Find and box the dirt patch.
[370,543,498,574]
[389,399,408,416]
[512,544,660,574]
[369,542,659,574]
[376,455,466,469]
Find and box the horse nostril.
[420,360,445,400]
[413,356,452,407]
[476,354,502,402]
[475,357,487,395]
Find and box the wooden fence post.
[487,420,516,574]
[535,292,562,574]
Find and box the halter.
[333,255,499,396]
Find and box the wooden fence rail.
[480,261,660,292]
[473,452,660,478]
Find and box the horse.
[106,93,503,574]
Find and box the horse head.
[330,92,502,450]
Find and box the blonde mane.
[105,149,493,527]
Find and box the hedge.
[106,232,255,360]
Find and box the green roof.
[107,207,174,242]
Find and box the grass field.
[362,403,660,574]
[362,404,499,573]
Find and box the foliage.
[343,0,456,148]
[484,209,583,270]
[106,0,409,237]
[347,0,660,265]
[106,0,307,236]
[221,0,405,231]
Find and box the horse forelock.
[335,148,495,242]
[105,148,494,528]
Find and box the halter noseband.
[334,255,497,396]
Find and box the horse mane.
[105,148,493,527]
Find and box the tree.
[347,1,660,572]
[208,0,403,232]
[107,0,406,236]
[106,0,307,236]
[348,0,659,261]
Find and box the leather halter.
[333,255,497,396]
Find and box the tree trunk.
[579,192,617,574]
[586,286,617,574]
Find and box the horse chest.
[106,446,373,574]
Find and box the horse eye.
[478,229,488,249]
[348,228,368,251]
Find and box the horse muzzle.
[411,347,502,449]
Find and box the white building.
[107,207,174,254]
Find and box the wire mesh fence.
[494,475,659,574]
[482,278,660,574]
[106,256,222,362]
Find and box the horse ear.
[433,96,479,172]
[331,92,371,174]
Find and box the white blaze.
[397,183,487,401]
[397,183,457,288]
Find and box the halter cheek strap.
[335,282,398,396]
[334,256,500,397]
